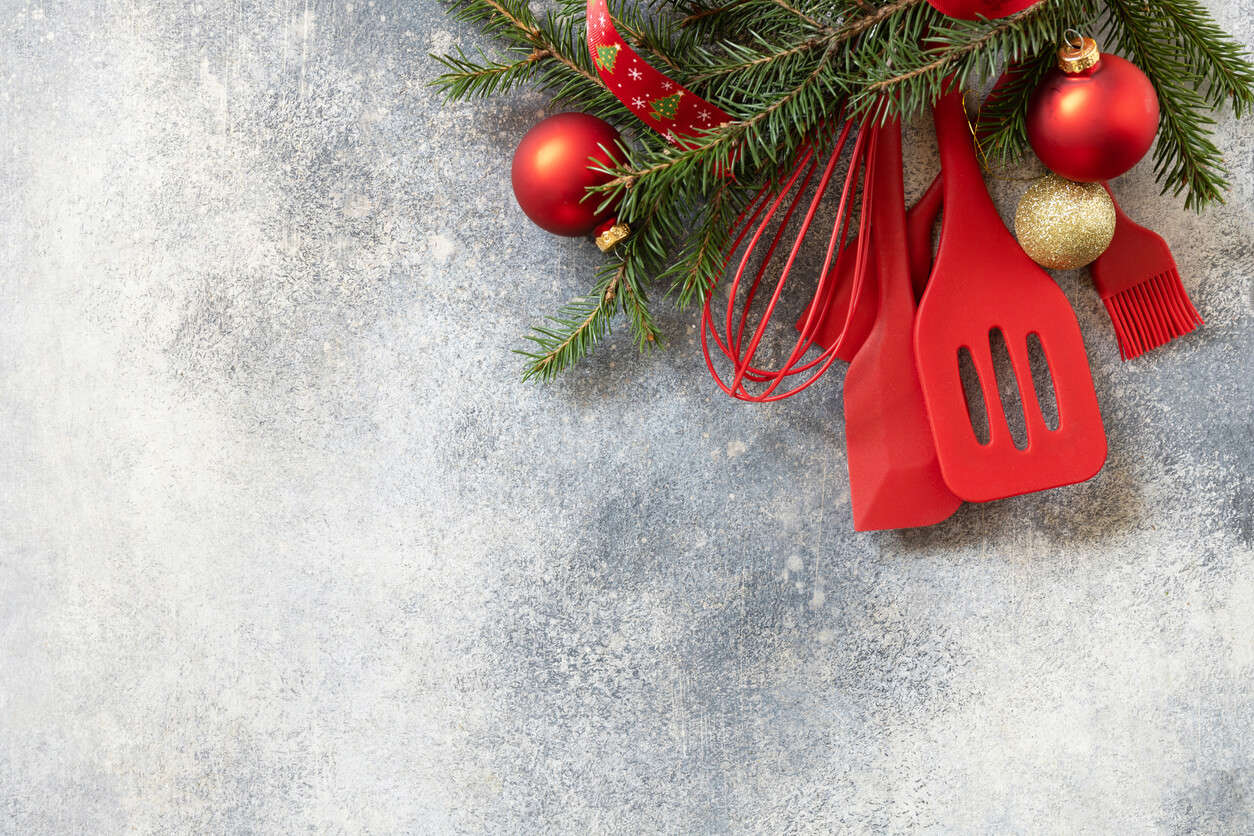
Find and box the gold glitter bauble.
[1014,173,1116,270]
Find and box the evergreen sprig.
[973,50,1057,164]
[1153,0,1254,117]
[1103,0,1251,208]
[430,46,546,99]
[433,0,1253,380]
[516,262,623,382]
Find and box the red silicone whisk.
[701,113,877,402]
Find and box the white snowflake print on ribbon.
[586,0,733,150]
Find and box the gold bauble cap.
[595,221,630,252]
[1058,33,1100,74]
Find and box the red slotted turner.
[914,90,1107,502]
[844,118,961,530]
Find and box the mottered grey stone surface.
[1,0,1251,832]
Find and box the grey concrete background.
[1,0,1251,832]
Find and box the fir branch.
[1153,0,1254,117]
[830,0,928,44]
[436,0,612,111]
[1103,0,1229,209]
[679,0,748,28]
[518,264,623,382]
[463,0,597,84]
[973,51,1056,164]
[430,47,546,100]
[609,1,706,79]
[618,20,688,77]
[844,1,1081,116]
[616,253,661,347]
[597,53,836,203]
[679,0,870,42]
[767,0,835,33]
[687,0,923,87]
[662,180,749,307]
[688,32,826,86]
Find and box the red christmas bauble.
[1026,39,1159,182]
[925,0,1036,20]
[511,112,623,237]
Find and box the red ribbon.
[585,0,733,148]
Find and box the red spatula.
[914,90,1107,502]
[799,170,943,356]
[844,118,961,530]
[795,209,879,362]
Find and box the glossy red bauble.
[1027,53,1159,182]
[511,112,623,237]
[925,0,1037,20]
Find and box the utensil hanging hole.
[1026,332,1059,430]
[957,346,990,446]
[989,327,1028,450]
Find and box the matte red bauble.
[925,0,1036,20]
[1026,37,1159,183]
[511,112,623,237]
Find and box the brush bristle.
[1102,270,1203,360]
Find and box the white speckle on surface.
[726,439,747,458]
[428,233,455,262]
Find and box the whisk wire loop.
[701,113,880,401]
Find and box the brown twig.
[528,265,625,375]
[479,0,602,86]
[769,0,833,32]
[861,3,1045,95]
[680,0,749,27]
[690,0,925,84]
[617,21,687,75]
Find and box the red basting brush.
[1091,185,1204,360]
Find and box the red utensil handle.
[906,173,943,300]
[872,119,909,313]
[934,90,1004,246]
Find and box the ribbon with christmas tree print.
[586,0,733,148]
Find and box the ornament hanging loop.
[1057,32,1100,73]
